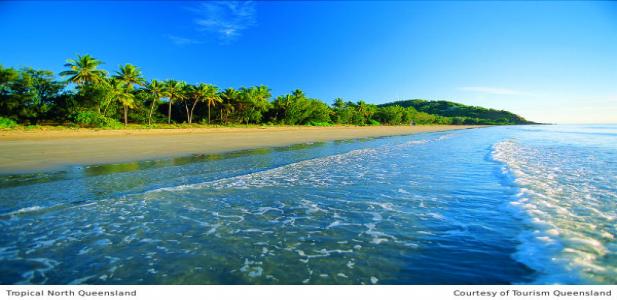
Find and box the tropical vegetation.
[0,55,533,129]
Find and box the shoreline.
[0,125,483,174]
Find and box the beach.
[0,125,480,173]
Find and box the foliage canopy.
[0,56,534,128]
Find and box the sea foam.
[493,140,617,284]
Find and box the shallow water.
[0,125,615,284]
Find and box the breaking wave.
[493,140,617,284]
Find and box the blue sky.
[1,1,616,123]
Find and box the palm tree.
[163,80,186,124]
[278,94,293,123]
[219,88,238,124]
[113,82,136,124]
[333,98,346,109]
[220,102,235,124]
[100,78,118,117]
[357,100,369,124]
[256,85,272,101]
[182,84,195,124]
[238,85,271,125]
[292,89,305,99]
[114,64,144,90]
[181,83,219,124]
[99,78,135,121]
[114,64,145,125]
[59,54,107,86]
[59,54,108,113]
[201,84,221,124]
[143,80,169,125]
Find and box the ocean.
[0,125,615,284]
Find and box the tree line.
[380,100,532,125]
[0,55,529,129]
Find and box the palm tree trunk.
[148,100,157,125]
[185,102,190,124]
[102,102,111,117]
[208,103,211,124]
[190,100,199,124]
[167,101,172,124]
[123,105,128,126]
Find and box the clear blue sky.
[1,1,616,123]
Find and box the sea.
[0,125,615,284]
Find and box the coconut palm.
[256,85,272,102]
[201,84,221,124]
[357,100,369,123]
[99,78,135,122]
[277,94,293,122]
[114,64,144,91]
[114,64,144,125]
[182,84,197,124]
[181,83,219,124]
[333,98,346,109]
[220,102,235,124]
[219,88,238,124]
[99,78,118,116]
[113,84,136,125]
[143,80,169,125]
[59,54,107,86]
[59,55,108,113]
[163,80,186,124]
[292,89,305,99]
[238,85,271,125]
[181,84,195,124]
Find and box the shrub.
[0,117,18,129]
[73,111,123,129]
[368,119,381,126]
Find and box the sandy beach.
[0,125,481,173]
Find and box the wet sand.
[0,125,482,173]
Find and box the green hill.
[379,99,534,125]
